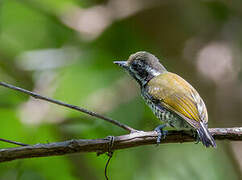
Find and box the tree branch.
[0,138,29,146]
[0,81,136,133]
[0,128,241,163]
[1,82,242,164]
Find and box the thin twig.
[0,138,29,146]
[105,153,113,180]
[105,136,114,180]
[0,127,241,163]
[0,81,136,133]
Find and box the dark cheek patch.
[138,69,148,79]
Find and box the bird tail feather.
[197,122,216,148]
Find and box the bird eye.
[136,63,142,69]
[132,61,143,71]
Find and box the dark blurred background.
[0,0,242,179]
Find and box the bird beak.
[113,61,128,69]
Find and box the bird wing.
[147,72,208,129]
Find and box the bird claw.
[195,134,200,144]
[104,136,115,156]
[192,130,200,144]
[154,124,168,145]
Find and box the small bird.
[114,51,216,148]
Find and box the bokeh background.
[0,0,242,179]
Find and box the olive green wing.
[147,72,208,129]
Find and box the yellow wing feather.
[147,72,208,129]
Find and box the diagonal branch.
[0,128,241,163]
[0,81,136,133]
[0,138,29,146]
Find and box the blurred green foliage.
[0,0,241,179]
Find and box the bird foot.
[154,124,168,145]
[195,133,200,144]
[191,130,200,144]
[105,136,115,156]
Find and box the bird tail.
[197,122,216,148]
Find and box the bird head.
[114,51,167,86]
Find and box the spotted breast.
[141,88,192,130]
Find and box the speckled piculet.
[114,51,216,148]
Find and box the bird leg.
[154,124,168,144]
[189,130,200,144]
[194,131,200,144]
